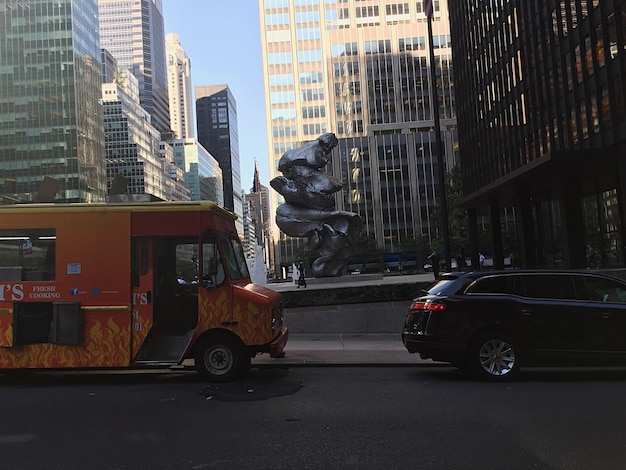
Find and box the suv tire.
[470,332,520,381]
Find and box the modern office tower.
[0,0,106,203]
[195,84,244,235]
[169,138,224,205]
[165,33,195,139]
[259,0,457,275]
[160,142,191,201]
[101,51,176,200]
[98,0,171,134]
[450,1,626,270]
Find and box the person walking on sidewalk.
[297,261,307,288]
[427,251,440,279]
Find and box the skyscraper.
[101,50,175,201]
[195,84,244,235]
[98,0,171,134]
[169,138,224,205]
[0,0,106,202]
[259,0,457,275]
[165,33,194,139]
[450,1,626,270]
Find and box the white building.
[166,33,195,139]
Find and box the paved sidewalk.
[252,333,434,366]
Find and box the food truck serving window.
[0,229,56,281]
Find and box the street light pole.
[425,1,452,270]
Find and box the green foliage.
[431,164,470,254]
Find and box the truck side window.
[0,229,56,281]
[202,231,224,286]
[175,242,200,284]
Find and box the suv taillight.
[410,300,446,311]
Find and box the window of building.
[365,40,392,54]
[295,10,320,23]
[296,27,321,40]
[601,86,611,127]
[301,88,325,101]
[298,49,323,63]
[268,51,293,65]
[300,71,324,83]
[333,61,360,76]
[271,108,296,121]
[269,73,294,87]
[265,13,289,26]
[399,37,425,51]
[332,42,358,57]
[264,0,289,9]
[302,106,326,119]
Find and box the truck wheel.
[194,335,249,382]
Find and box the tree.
[430,164,469,255]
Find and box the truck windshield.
[220,233,250,281]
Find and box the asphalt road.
[2,365,626,469]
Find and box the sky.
[162,0,269,193]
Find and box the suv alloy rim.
[478,339,515,376]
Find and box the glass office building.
[195,84,244,236]
[0,0,106,202]
[98,0,171,134]
[259,0,458,274]
[169,138,224,206]
[450,1,626,269]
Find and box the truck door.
[198,231,232,332]
[131,238,154,358]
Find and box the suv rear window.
[465,275,510,294]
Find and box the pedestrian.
[479,252,485,270]
[455,251,467,272]
[427,250,440,279]
[297,261,307,288]
[586,244,599,269]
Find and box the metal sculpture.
[270,133,363,277]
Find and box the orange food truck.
[0,200,287,381]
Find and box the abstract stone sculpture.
[270,133,363,277]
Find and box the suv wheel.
[470,332,520,381]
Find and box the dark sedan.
[402,270,626,381]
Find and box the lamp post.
[425,0,452,270]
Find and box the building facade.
[244,163,274,275]
[0,0,106,202]
[165,33,195,139]
[98,0,171,134]
[169,138,224,205]
[195,84,244,235]
[450,1,626,270]
[101,54,175,201]
[259,0,458,275]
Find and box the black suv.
[402,270,626,381]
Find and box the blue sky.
[162,1,269,193]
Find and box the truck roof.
[0,200,237,221]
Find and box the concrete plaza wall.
[283,300,412,334]
[276,276,433,334]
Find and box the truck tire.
[194,335,250,382]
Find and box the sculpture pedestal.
[304,273,383,285]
